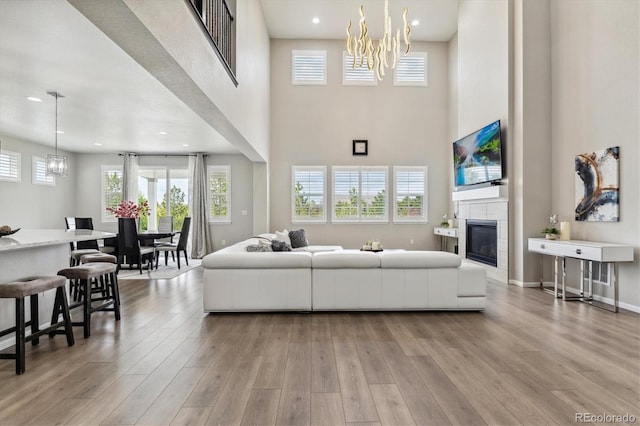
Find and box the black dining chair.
[155,217,191,269]
[65,217,100,266]
[117,218,155,274]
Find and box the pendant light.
[45,91,68,176]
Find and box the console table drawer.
[528,238,633,262]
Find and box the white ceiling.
[0,0,459,156]
[260,0,459,42]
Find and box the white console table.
[527,238,634,312]
[434,227,458,252]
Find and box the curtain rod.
[118,153,208,157]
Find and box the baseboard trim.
[509,279,540,288]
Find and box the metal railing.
[188,0,237,86]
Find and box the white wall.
[270,39,450,250]
[550,0,640,309]
[0,136,76,228]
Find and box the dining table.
[0,229,116,350]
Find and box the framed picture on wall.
[353,140,368,156]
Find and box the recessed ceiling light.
[158,131,168,135]
[312,17,320,24]
[27,96,42,102]
[411,19,419,26]
[94,143,103,146]
[56,130,64,134]
[182,144,190,147]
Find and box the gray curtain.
[122,153,138,202]
[189,154,213,258]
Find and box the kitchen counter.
[0,229,116,252]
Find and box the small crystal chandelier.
[346,0,412,81]
[45,91,68,176]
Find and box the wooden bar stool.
[80,253,121,317]
[57,262,119,338]
[0,276,75,375]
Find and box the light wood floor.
[1,268,638,425]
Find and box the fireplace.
[466,220,498,267]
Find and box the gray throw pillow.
[246,244,272,252]
[288,229,308,248]
[271,240,292,252]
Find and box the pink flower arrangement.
[106,200,149,218]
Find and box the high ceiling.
[0,0,459,156]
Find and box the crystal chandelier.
[45,91,68,176]
[346,0,412,81]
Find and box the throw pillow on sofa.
[271,240,292,251]
[289,229,308,248]
[274,229,292,246]
[246,243,273,252]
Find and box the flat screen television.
[453,120,503,187]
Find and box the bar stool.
[0,276,74,375]
[80,253,121,317]
[57,262,119,338]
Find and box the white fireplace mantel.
[452,185,508,202]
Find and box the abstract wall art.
[574,146,619,222]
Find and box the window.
[138,168,189,231]
[292,166,326,223]
[32,156,55,186]
[208,165,231,223]
[292,50,327,85]
[584,262,613,286]
[394,52,428,86]
[343,51,377,86]
[102,165,123,222]
[394,166,428,223]
[0,150,21,182]
[332,166,388,222]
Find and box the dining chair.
[65,217,100,266]
[117,218,155,274]
[74,217,117,254]
[155,217,191,269]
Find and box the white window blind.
[292,50,327,85]
[208,165,231,223]
[343,51,376,86]
[101,165,123,222]
[0,150,21,182]
[292,166,326,223]
[332,166,388,222]
[32,156,55,186]
[394,52,428,86]
[394,166,428,222]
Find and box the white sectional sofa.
[201,237,486,312]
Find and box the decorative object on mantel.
[560,221,571,240]
[575,146,619,222]
[541,214,560,240]
[0,225,19,237]
[352,140,368,156]
[361,239,383,252]
[45,91,68,177]
[346,0,412,81]
[106,200,149,218]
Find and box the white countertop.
[0,229,116,252]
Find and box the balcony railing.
[188,0,237,86]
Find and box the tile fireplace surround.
[458,198,508,283]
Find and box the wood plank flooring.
[0,268,638,425]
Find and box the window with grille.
[394,52,428,87]
[343,51,377,86]
[0,150,21,182]
[394,166,428,222]
[101,165,123,222]
[292,50,327,85]
[208,165,231,223]
[292,166,326,223]
[583,262,613,286]
[32,156,55,186]
[332,166,388,222]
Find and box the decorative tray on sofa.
[360,248,383,253]
[0,228,20,237]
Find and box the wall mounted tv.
[453,120,503,187]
